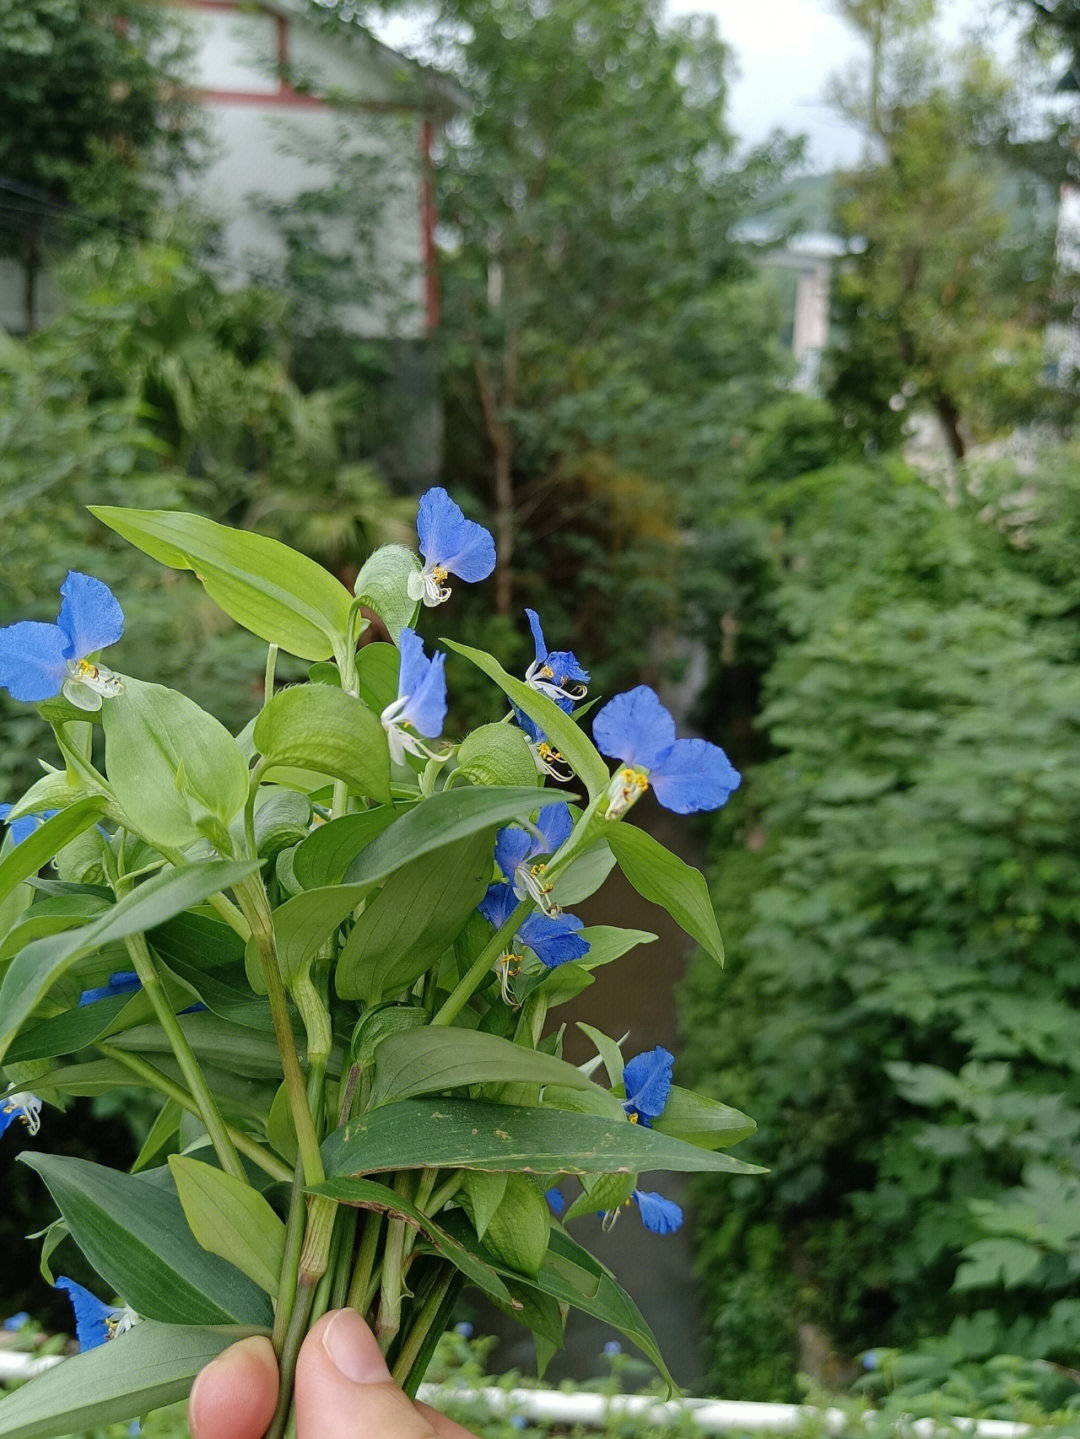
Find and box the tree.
[827,5,1056,460]
[0,0,198,330]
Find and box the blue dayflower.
[453,1321,474,1338]
[494,802,573,913]
[524,610,589,706]
[78,972,141,1007]
[0,573,124,711]
[2,1312,30,1331]
[380,627,447,766]
[545,1187,566,1216]
[0,1092,42,1139]
[631,1190,683,1235]
[478,881,590,1000]
[511,707,575,783]
[54,1278,137,1351]
[592,686,740,817]
[408,488,496,607]
[0,805,58,847]
[622,1047,674,1127]
[603,1340,622,1358]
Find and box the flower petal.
[525,608,547,661]
[0,805,42,847]
[54,1277,112,1351]
[632,1190,683,1235]
[478,881,518,930]
[494,826,535,883]
[592,687,676,772]
[544,648,590,687]
[545,1187,566,1215]
[57,572,124,661]
[396,627,428,701]
[648,738,741,814]
[623,1047,674,1123]
[402,649,447,739]
[0,622,69,702]
[534,802,573,855]
[519,911,589,969]
[79,972,141,1007]
[416,488,496,582]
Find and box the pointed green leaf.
[0,799,107,911]
[0,860,260,1062]
[354,642,400,715]
[0,1320,263,1439]
[342,786,570,887]
[456,724,541,789]
[460,1170,509,1240]
[336,834,493,1003]
[368,1027,613,1108]
[169,1156,285,1295]
[652,1085,757,1151]
[291,808,399,889]
[254,684,391,804]
[604,822,724,964]
[21,1154,273,1326]
[262,883,374,989]
[89,506,353,661]
[443,640,610,799]
[322,1098,765,1177]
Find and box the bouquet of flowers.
[0,490,757,1439]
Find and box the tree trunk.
[934,392,966,464]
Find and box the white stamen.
[514,861,558,914]
[525,659,587,705]
[604,767,649,820]
[3,1092,42,1135]
[407,565,451,608]
[381,697,443,767]
[62,659,123,712]
[106,1307,139,1339]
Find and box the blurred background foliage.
[3,0,1080,1417]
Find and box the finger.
[188,1335,280,1439]
[295,1309,455,1439]
[416,1399,486,1438]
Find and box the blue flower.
[0,805,58,847]
[0,573,124,711]
[631,1190,683,1235]
[524,610,589,706]
[54,1278,137,1351]
[478,881,589,1000]
[2,1312,30,1332]
[862,1350,879,1372]
[512,708,575,783]
[78,972,142,1007]
[408,488,496,607]
[592,686,740,817]
[454,1321,474,1338]
[603,1340,622,1358]
[380,628,447,766]
[622,1047,674,1128]
[494,802,573,912]
[545,1187,566,1215]
[509,1417,528,1431]
[0,1092,42,1139]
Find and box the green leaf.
[368,1028,612,1108]
[168,1156,285,1295]
[157,957,273,1033]
[459,1170,509,1240]
[342,786,570,887]
[21,1154,273,1326]
[103,679,250,848]
[0,1320,263,1439]
[291,808,399,889]
[547,841,616,906]
[604,823,724,964]
[106,1013,295,1081]
[478,1173,551,1275]
[652,1086,757,1151]
[353,544,421,642]
[89,506,352,661]
[354,642,400,715]
[305,1174,515,1306]
[322,1098,765,1177]
[4,990,157,1063]
[456,724,541,789]
[0,860,260,1062]
[0,799,107,912]
[444,640,611,799]
[576,1023,626,1088]
[132,1100,183,1173]
[254,685,391,804]
[336,834,493,1003]
[0,892,111,963]
[259,882,375,990]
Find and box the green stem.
[329,1206,359,1312]
[425,1170,464,1218]
[401,1168,439,1264]
[346,1211,383,1314]
[272,1165,307,1352]
[264,1279,316,1439]
[120,932,246,1182]
[391,1266,456,1387]
[375,1173,413,1352]
[95,1043,290,1181]
[233,873,324,1186]
[265,644,278,705]
[431,898,533,1027]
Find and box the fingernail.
[322,1309,391,1385]
[189,1337,277,1432]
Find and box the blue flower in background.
[0,805,58,847]
[545,1187,566,1216]
[380,628,447,766]
[523,610,589,706]
[0,572,124,711]
[592,686,740,817]
[603,1340,622,1358]
[494,802,573,913]
[0,1092,42,1139]
[54,1278,137,1351]
[408,488,496,607]
[78,972,142,1007]
[2,1313,30,1332]
[478,881,589,1000]
[621,1047,674,1128]
[454,1321,474,1339]
[631,1190,683,1235]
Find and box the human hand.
[188,1309,480,1439]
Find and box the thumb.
[295,1309,441,1439]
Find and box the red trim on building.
[172,0,242,11]
[194,86,327,107]
[421,117,440,332]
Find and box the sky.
[373,0,1022,172]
